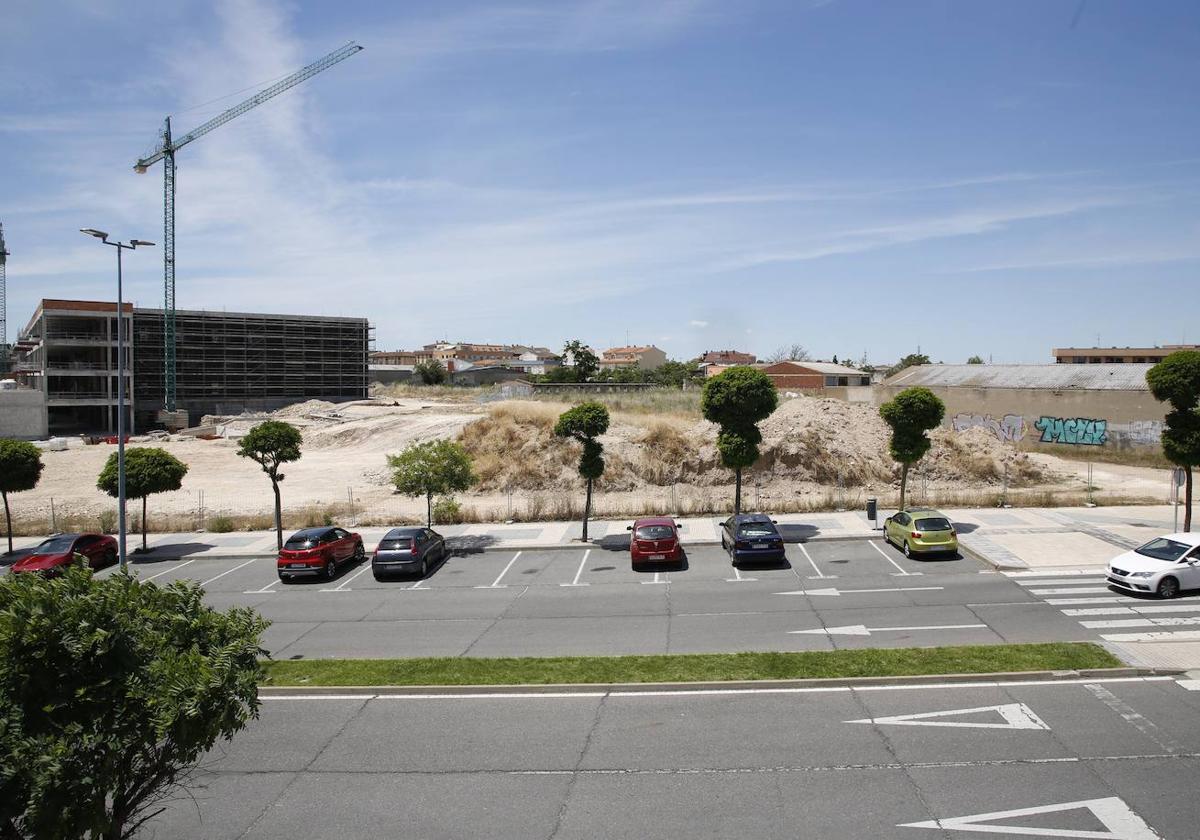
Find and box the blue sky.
[3,0,1198,364]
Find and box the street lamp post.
[80,230,154,572]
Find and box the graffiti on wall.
[1035,416,1108,446]
[1120,420,1164,446]
[952,413,1028,443]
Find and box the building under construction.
[13,299,369,435]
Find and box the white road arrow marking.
[774,586,944,596]
[899,796,1162,839]
[790,623,986,636]
[847,702,1049,731]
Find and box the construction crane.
[0,223,8,373]
[134,41,362,424]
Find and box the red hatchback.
[10,533,118,575]
[628,517,684,569]
[277,526,364,582]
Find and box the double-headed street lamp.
[80,229,155,572]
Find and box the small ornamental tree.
[563,340,599,382]
[554,402,610,541]
[0,565,267,839]
[967,355,985,365]
[414,359,447,385]
[387,439,477,526]
[879,386,946,509]
[701,366,778,515]
[236,420,302,551]
[0,440,43,555]
[1147,350,1200,532]
[97,447,189,552]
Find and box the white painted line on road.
[775,586,944,597]
[796,543,830,579]
[1083,616,1200,630]
[641,571,667,585]
[1178,680,1200,691]
[790,623,987,637]
[561,550,591,587]
[141,559,194,582]
[1015,577,1108,588]
[320,563,372,592]
[244,578,280,594]
[476,551,522,589]
[407,577,429,590]
[725,565,758,583]
[1004,568,1110,578]
[1046,596,1128,605]
[867,539,921,576]
[260,676,1177,702]
[1101,630,1200,642]
[1030,586,1113,595]
[899,796,1161,839]
[1084,682,1181,756]
[848,702,1050,731]
[199,558,258,587]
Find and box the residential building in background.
[1053,345,1199,364]
[761,361,871,389]
[700,349,757,366]
[13,299,369,435]
[599,345,667,370]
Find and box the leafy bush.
[209,515,235,533]
[431,496,463,524]
[98,508,117,534]
[0,566,267,839]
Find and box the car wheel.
[354,543,365,561]
[903,541,913,559]
[1157,576,1180,600]
[420,557,429,579]
[324,558,337,581]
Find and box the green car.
[883,507,959,558]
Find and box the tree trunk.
[734,469,742,516]
[426,491,433,527]
[583,478,593,542]
[2,491,11,555]
[142,496,149,552]
[899,462,910,511]
[272,480,283,552]
[1185,466,1193,533]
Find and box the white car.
[1106,533,1200,599]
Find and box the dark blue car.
[720,514,786,565]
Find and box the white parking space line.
[561,550,591,587]
[867,539,920,576]
[407,577,429,590]
[641,571,667,585]
[797,543,834,579]
[141,559,194,582]
[244,578,280,594]
[476,551,522,589]
[1030,586,1113,595]
[725,565,758,583]
[320,563,372,592]
[199,558,259,588]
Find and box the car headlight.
[1126,571,1155,579]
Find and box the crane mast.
[134,41,362,421]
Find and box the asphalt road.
[139,675,1200,839]
[87,539,1178,659]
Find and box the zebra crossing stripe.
[1084,616,1200,630]
[1029,586,1113,595]
[1015,577,1107,588]
[1100,630,1200,642]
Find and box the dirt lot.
[11,393,1172,535]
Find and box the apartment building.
[1053,345,1199,364]
[599,345,667,371]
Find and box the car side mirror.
[626,526,633,531]
[772,519,778,524]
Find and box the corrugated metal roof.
[799,361,869,375]
[884,364,1152,391]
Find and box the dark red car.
[628,517,684,569]
[277,526,364,582]
[10,533,118,575]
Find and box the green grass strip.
[261,643,1121,687]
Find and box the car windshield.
[1134,538,1192,562]
[284,536,319,550]
[36,536,76,554]
[915,517,952,531]
[738,524,776,538]
[636,525,675,540]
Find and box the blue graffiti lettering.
[1035,416,1107,446]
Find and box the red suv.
[10,533,118,575]
[628,517,683,569]
[277,526,364,582]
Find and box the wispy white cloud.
[689,319,709,327]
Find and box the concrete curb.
[257,667,1179,697]
[955,540,1026,572]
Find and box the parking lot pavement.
[141,676,1198,839]
[85,540,1197,660]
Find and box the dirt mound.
[457,396,1055,493]
[273,399,338,418]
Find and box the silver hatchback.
[372,527,448,581]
